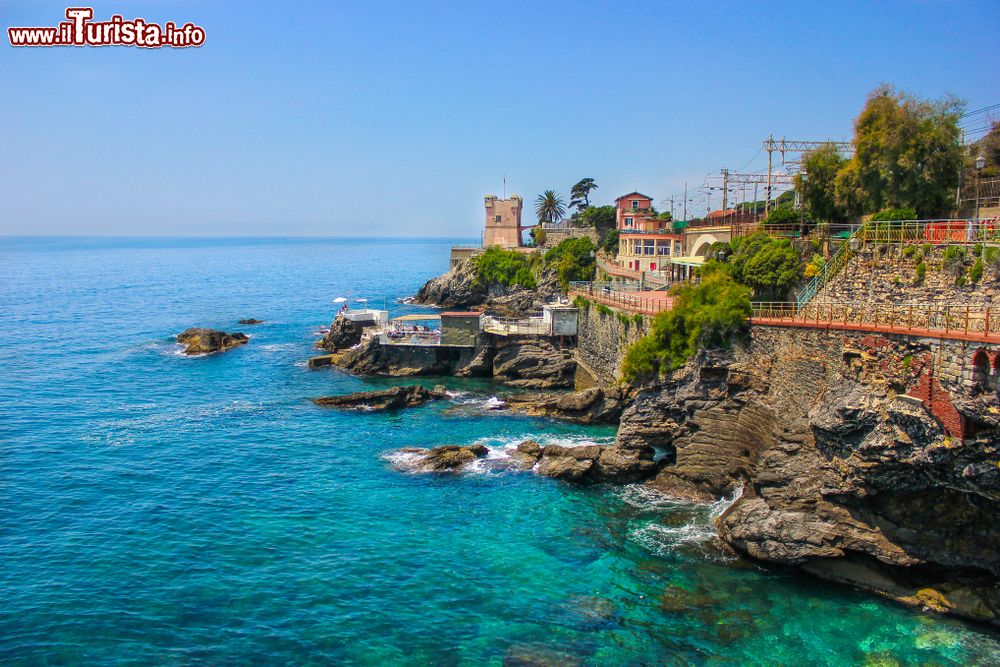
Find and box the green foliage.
[762,206,803,227]
[835,85,964,217]
[535,190,566,224]
[656,211,673,221]
[921,243,932,258]
[902,245,916,258]
[632,313,644,327]
[984,247,1000,273]
[596,303,613,316]
[616,312,631,327]
[529,227,546,247]
[572,295,590,311]
[796,145,849,222]
[942,245,966,277]
[728,232,803,299]
[970,258,984,283]
[471,247,537,289]
[871,207,917,221]
[543,236,596,288]
[621,263,752,382]
[914,260,927,283]
[568,178,598,212]
[602,228,620,254]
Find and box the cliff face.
[413,258,562,317]
[619,327,1000,625]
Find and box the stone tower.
[483,194,524,248]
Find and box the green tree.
[729,232,802,299]
[622,263,751,381]
[568,178,598,211]
[577,204,617,245]
[535,190,567,224]
[796,145,848,221]
[543,237,596,288]
[836,84,964,217]
[762,207,801,227]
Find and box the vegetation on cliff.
[727,232,803,300]
[471,247,537,289]
[622,263,751,381]
[543,236,596,288]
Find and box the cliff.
[618,327,1000,625]
[413,257,563,317]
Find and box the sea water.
[1,236,998,665]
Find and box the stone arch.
[970,348,994,392]
[690,234,721,258]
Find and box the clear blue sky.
[2,0,998,237]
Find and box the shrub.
[985,247,1000,273]
[530,227,547,247]
[596,304,613,316]
[804,253,826,278]
[543,237,596,288]
[762,207,802,227]
[729,232,803,299]
[572,296,590,311]
[970,258,984,283]
[921,243,932,258]
[914,260,927,283]
[632,313,644,327]
[472,247,537,289]
[621,263,751,382]
[902,245,916,258]
[870,207,917,221]
[942,245,966,280]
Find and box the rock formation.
[313,384,448,411]
[390,444,489,472]
[238,318,264,325]
[413,258,562,318]
[176,328,248,355]
[501,387,623,424]
[492,337,577,389]
[317,314,366,352]
[616,327,1000,625]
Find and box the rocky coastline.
[315,257,1000,628]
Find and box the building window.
[644,240,655,255]
[625,217,633,227]
[495,215,502,223]
[631,200,639,211]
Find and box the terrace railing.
[752,301,1000,343]
[594,255,670,288]
[481,315,552,336]
[568,282,673,316]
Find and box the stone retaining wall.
[575,300,650,387]
[815,245,1000,306]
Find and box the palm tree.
[535,190,566,225]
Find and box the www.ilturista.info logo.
[8,7,205,48]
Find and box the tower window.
[495,215,502,223]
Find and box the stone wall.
[539,226,599,249]
[815,245,1000,306]
[575,300,650,387]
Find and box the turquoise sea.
[1,236,998,666]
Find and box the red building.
[613,191,682,273]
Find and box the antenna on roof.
[503,175,506,199]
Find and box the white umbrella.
[332,297,347,303]
[355,298,368,303]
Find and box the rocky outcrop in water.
[617,327,1000,625]
[533,442,658,483]
[238,318,264,325]
[492,337,577,389]
[176,328,248,355]
[317,314,366,352]
[391,444,489,472]
[313,384,448,411]
[501,387,623,424]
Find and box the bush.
[970,258,984,283]
[870,207,917,221]
[543,237,596,288]
[572,296,590,311]
[985,247,1000,273]
[914,260,927,283]
[762,207,802,227]
[729,232,803,299]
[902,245,916,258]
[942,245,966,280]
[621,263,751,382]
[472,247,537,289]
[804,253,826,278]
[530,227,546,247]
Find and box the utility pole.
[669,195,675,220]
[766,132,773,215]
[683,182,688,221]
[721,168,729,210]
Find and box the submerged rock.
[238,318,264,325]
[391,444,489,473]
[176,328,248,355]
[313,385,448,411]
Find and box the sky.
[1,0,998,238]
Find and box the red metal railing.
[751,301,1000,343]
[568,284,673,316]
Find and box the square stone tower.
[483,194,524,248]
